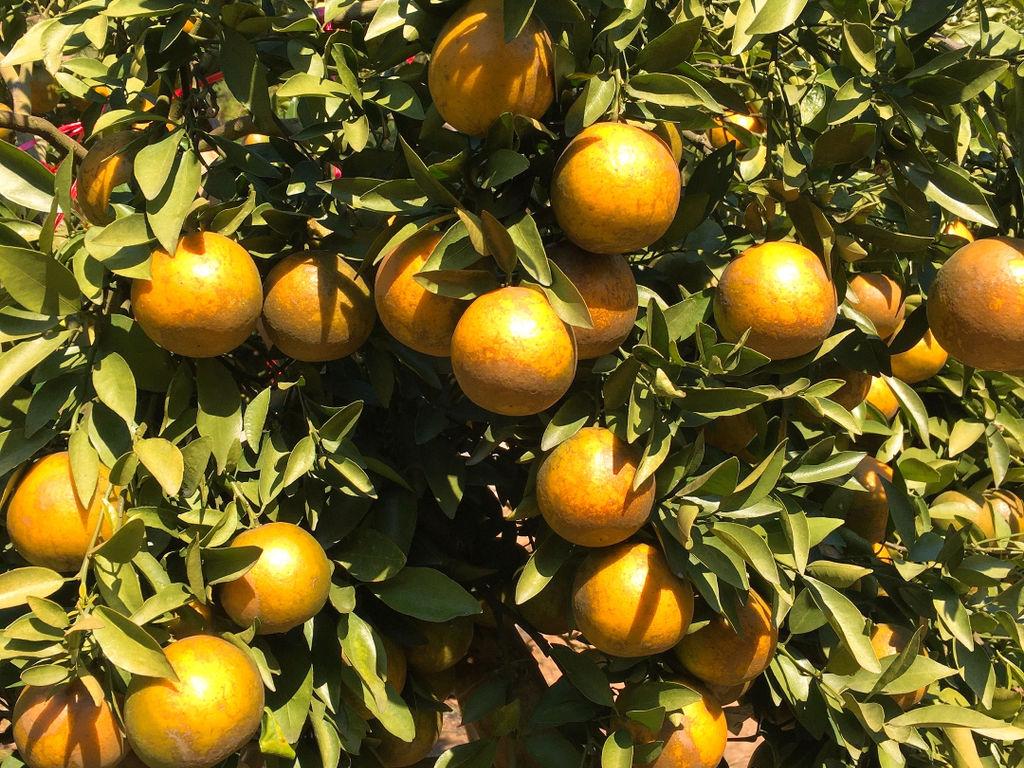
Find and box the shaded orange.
[77,131,136,225]
[846,457,892,545]
[889,329,948,383]
[519,565,576,636]
[404,616,475,673]
[848,273,904,339]
[619,680,727,768]
[983,490,1024,535]
[374,705,442,767]
[871,623,926,709]
[865,376,899,420]
[707,110,764,150]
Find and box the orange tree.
[0,1,1023,767]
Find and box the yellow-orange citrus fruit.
[619,681,728,768]
[865,376,899,420]
[219,522,332,634]
[551,122,681,255]
[261,251,375,362]
[131,232,262,358]
[704,411,757,457]
[168,599,216,638]
[713,241,837,360]
[673,590,778,688]
[428,0,554,137]
[536,426,654,547]
[846,457,892,545]
[124,635,264,768]
[933,490,992,538]
[0,104,13,143]
[374,230,466,357]
[848,273,904,339]
[927,237,1024,373]
[707,111,764,150]
[519,566,576,636]
[550,244,638,359]
[6,452,116,572]
[242,133,270,145]
[573,541,694,657]
[942,220,974,242]
[451,286,577,416]
[653,121,685,164]
[829,369,872,410]
[77,131,137,225]
[870,623,926,709]
[374,705,442,768]
[984,490,1024,535]
[28,66,61,113]
[889,329,948,383]
[404,616,475,673]
[13,681,126,768]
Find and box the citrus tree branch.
[0,108,87,160]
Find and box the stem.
[0,107,88,160]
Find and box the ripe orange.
[0,104,14,143]
[77,131,137,225]
[219,522,333,635]
[261,251,375,362]
[942,220,974,242]
[6,452,116,572]
[131,232,263,358]
[404,616,475,673]
[713,241,837,360]
[618,680,727,768]
[573,541,694,657]
[550,244,638,359]
[519,565,576,636]
[865,376,899,420]
[13,680,126,768]
[373,705,442,767]
[374,230,466,357]
[241,133,270,145]
[870,623,926,709]
[704,411,758,457]
[846,457,892,546]
[933,490,992,537]
[927,237,1024,373]
[889,329,948,383]
[124,635,264,768]
[551,122,681,255]
[167,599,216,638]
[847,273,904,339]
[428,0,554,137]
[536,426,654,547]
[450,286,577,416]
[983,490,1024,535]
[673,590,778,688]
[707,110,764,150]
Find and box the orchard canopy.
[2,1,1024,768]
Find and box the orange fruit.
[550,244,638,359]
[618,680,728,768]
[168,599,216,638]
[536,426,654,547]
[942,220,974,242]
[373,705,442,767]
[219,522,333,635]
[13,680,126,768]
[450,286,577,416]
[713,241,837,360]
[125,635,264,768]
[573,542,694,657]
[551,122,681,255]
[241,133,270,145]
[343,635,408,719]
[404,616,475,673]
[870,623,926,709]
[0,104,14,143]
[983,490,1024,535]
[846,457,892,545]
[847,273,904,339]
[673,590,778,688]
[261,251,375,362]
[131,232,263,358]
[797,368,871,422]
[374,230,466,357]
[27,66,61,114]
[77,131,137,225]
[6,452,116,572]
[707,110,764,150]
[933,490,992,537]
[428,0,554,137]
[865,376,899,420]
[927,237,1024,373]
[519,565,576,636]
[704,411,757,457]
[889,329,948,383]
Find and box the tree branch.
[0,110,87,160]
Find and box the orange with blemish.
[889,329,948,383]
[846,457,892,545]
[428,0,554,137]
[536,426,654,547]
[219,522,333,635]
[261,251,375,362]
[551,122,681,255]
[848,273,904,339]
[451,286,577,416]
[714,241,837,360]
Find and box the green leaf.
[565,74,616,136]
[196,359,243,473]
[146,146,201,254]
[92,352,138,427]
[515,531,574,605]
[803,575,880,674]
[0,332,70,401]
[93,518,146,563]
[398,136,460,208]
[745,0,811,34]
[334,528,406,582]
[601,730,633,768]
[900,161,998,228]
[503,0,537,41]
[369,567,481,621]
[221,28,274,129]
[889,705,1024,740]
[134,438,184,496]
[625,73,722,110]
[812,123,876,167]
[202,545,262,585]
[0,567,65,609]
[134,129,182,201]
[636,18,703,72]
[508,211,551,285]
[0,247,81,316]
[550,646,613,706]
[91,605,175,679]
[541,393,593,452]
[0,139,56,211]
[713,521,781,585]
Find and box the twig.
[0,110,87,160]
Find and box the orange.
[707,110,764,150]
[797,368,871,422]
[846,457,892,545]
[713,241,837,360]
[927,237,1024,373]
[865,376,899,420]
[261,251,375,362]
[374,230,466,357]
[219,522,333,634]
[933,490,992,537]
[450,286,577,416]
[241,133,270,145]
[6,452,116,572]
[343,635,408,719]
[536,426,654,547]
[942,220,974,242]
[618,680,727,768]
[847,273,904,339]
[373,705,442,767]
[551,122,681,255]
[404,616,474,673]
[983,490,1024,535]
[572,541,694,657]
[673,590,778,688]
[870,623,926,709]
[131,232,263,358]
[550,244,638,359]
[519,566,576,636]
[0,104,13,143]
[13,680,126,768]
[704,411,757,457]
[124,635,264,768]
[889,329,948,383]
[27,66,61,114]
[428,0,554,137]
[77,131,137,225]
[167,599,216,638]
